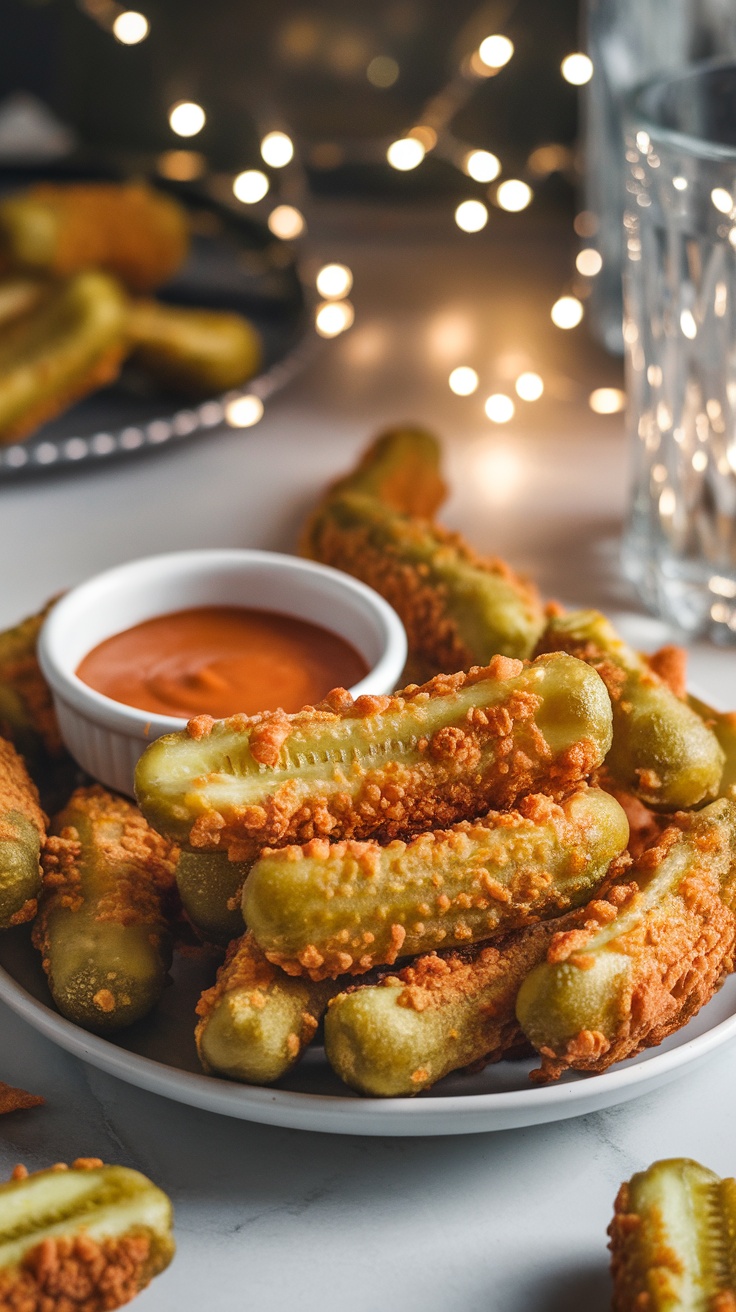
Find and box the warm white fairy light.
[168,102,206,137]
[711,187,733,214]
[680,308,697,339]
[315,300,355,337]
[316,264,353,299]
[496,179,532,211]
[485,393,515,423]
[464,150,501,183]
[551,295,583,329]
[233,170,269,203]
[478,35,514,70]
[113,11,149,43]
[576,248,603,276]
[367,56,399,88]
[387,138,425,171]
[261,131,294,168]
[589,387,625,414]
[267,205,305,239]
[226,396,264,427]
[449,366,479,396]
[455,200,488,232]
[673,176,688,191]
[561,53,593,85]
[515,372,544,401]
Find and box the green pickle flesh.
[537,609,724,810]
[0,1164,174,1289]
[689,694,736,800]
[610,1159,736,1312]
[243,787,629,978]
[196,933,339,1085]
[135,652,614,858]
[175,849,246,945]
[0,812,41,928]
[305,491,543,665]
[516,799,736,1066]
[35,790,174,1033]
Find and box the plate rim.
[2,952,736,1135]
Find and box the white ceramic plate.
[2,924,736,1137]
[2,611,733,1136]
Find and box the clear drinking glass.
[621,61,736,641]
[584,0,736,353]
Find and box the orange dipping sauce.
[76,606,369,718]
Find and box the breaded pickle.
[0,270,127,443]
[536,609,724,810]
[0,600,61,761]
[690,694,736,801]
[302,426,447,525]
[516,798,736,1080]
[303,491,544,669]
[0,736,45,929]
[324,921,564,1096]
[176,849,246,945]
[0,1159,174,1310]
[243,787,629,979]
[34,786,176,1033]
[609,1159,736,1311]
[196,932,338,1084]
[0,181,189,291]
[127,299,262,395]
[135,652,614,863]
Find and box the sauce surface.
[77,605,369,718]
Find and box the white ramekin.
[38,548,407,797]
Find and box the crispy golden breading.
[516,800,736,1081]
[135,653,613,862]
[0,1082,43,1115]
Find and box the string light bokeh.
[71,2,623,433]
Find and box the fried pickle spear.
[0,1159,174,1311]
[196,932,339,1085]
[303,492,544,670]
[34,786,176,1033]
[609,1158,736,1312]
[0,270,127,444]
[0,600,60,761]
[175,849,246,945]
[535,609,724,810]
[126,299,262,396]
[135,652,614,863]
[690,693,736,801]
[0,736,45,929]
[0,182,189,292]
[325,919,567,1096]
[243,787,629,979]
[516,798,736,1081]
[302,426,447,525]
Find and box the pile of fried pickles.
[0,180,263,443]
[3,427,736,1101]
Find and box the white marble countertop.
[0,209,734,1311]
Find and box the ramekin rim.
[38,547,408,736]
